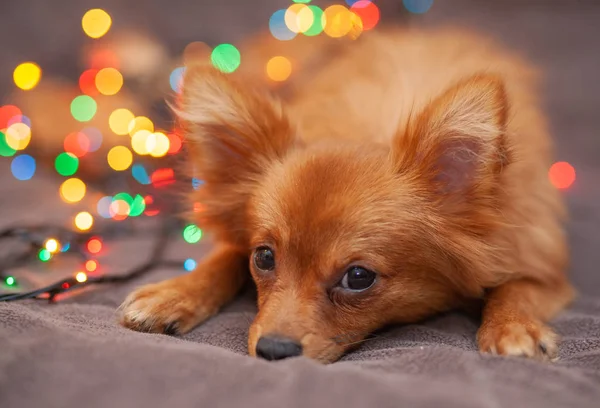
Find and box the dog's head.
[178,67,509,363]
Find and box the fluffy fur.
[119,27,575,363]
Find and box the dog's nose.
[255,335,303,361]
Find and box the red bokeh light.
[88,48,120,69]
[549,161,576,189]
[64,132,91,157]
[167,133,182,154]
[144,195,160,216]
[151,168,175,188]
[351,1,380,31]
[0,105,22,128]
[87,238,103,254]
[79,69,99,96]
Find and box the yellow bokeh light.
[60,178,86,203]
[109,200,130,218]
[107,146,133,171]
[109,108,135,135]
[82,9,112,39]
[285,4,307,34]
[128,116,154,137]
[348,12,364,40]
[148,132,170,158]
[323,5,353,38]
[13,62,42,91]
[74,211,94,231]
[266,56,293,82]
[5,123,31,150]
[75,272,88,283]
[95,68,123,96]
[131,129,152,155]
[45,238,60,253]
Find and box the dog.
[118,27,575,363]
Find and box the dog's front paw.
[118,280,215,335]
[477,318,558,361]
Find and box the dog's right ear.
[175,67,296,244]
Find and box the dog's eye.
[254,247,275,271]
[339,267,376,291]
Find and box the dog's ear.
[393,74,510,217]
[176,67,296,244]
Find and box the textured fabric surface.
[1,1,600,407]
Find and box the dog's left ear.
[393,74,510,214]
[176,67,296,244]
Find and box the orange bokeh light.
[64,132,90,157]
[549,161,576,189]
[79,69,99,96]
[87,238,103,254]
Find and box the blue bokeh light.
[184,258,197,272]
[170,67,186,93]
[403,0,434,14]
[269,10,297,41]
[11,154,36,180]
[132,164,151,185]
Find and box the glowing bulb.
[87,238,102,254]
[107,146,133,171]
[549,162,576,189]
[13,62,42,91]
[75,272,88,283]
[183,224,202,244]
[38,248,52,262]
[109,109,135,135]
[45,239,60,253]
[85,260,98,272]
[184,258,197,272]
[82,9,112,39]
[266,56,292,82]
[5,276,16,286]
[59,178,86,203]
[95,68,123,96]
[74,211,94,231]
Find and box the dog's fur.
[119,27,575,363]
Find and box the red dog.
[119,27,575,363]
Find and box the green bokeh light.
[304,6,324,36]
[129,194,146,217]
[38,248,52,262]
[70,95,97,122]
[5,276,16,286]
[0,131,17,157]
[211,44,241,74]
[183,224,202,244]
[113,192,134,207]
[54,152,79,176]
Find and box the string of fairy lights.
[0,0,576,300]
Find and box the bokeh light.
[549,161,576,189]
[304,6,324,36]
[109,108,135,135]
[64,132,90,157]
[109,198,130,220]
[107,145,133,171]
[211,44,241,74]
[266,56,292,82]
[87,238,102,254]
[170,67,186,93]
[0,131,17,157]
[0,105,22,128]
[5,276,16,286]
[81,127,103,152]
[131,129,152,155]
[323,5,353,38]
[132,164,151,185]
[270,10,297,41]
[147,132,170,157]
[13,62,42,91]
[183,41,212,65]
[128,116,154,137]
[97,196,113,218]
[350,1,379,31]
[183,224,202,244]
[71,95,97,122]
[403,0,434,14]
[85,260,98,272]
[129,194,146,217]
[45,239,60,253]
[167,132,182,154]
[55,152,79,176]
[5,122,31,150]
[79,69,99,95]
[75,272,88,283]
[89,48,120,69]
[10,154,36,181]
[144,195,160,216]
[74,211,94,231]
[95,67,123,96]
[151,168,175,188]
[192,178,204,190]
[7,114,31,127]
[38,249,52,262]
[184,258,197,272]
[285,4,314,34]
[82,9,112,39]
[59,178,86,203]
[293,0,312,3]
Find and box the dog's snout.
[255,335,303,361]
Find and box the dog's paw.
[477,319,558,361]
[118,280,215,335]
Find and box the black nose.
[255,335,303,361]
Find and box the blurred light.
[55,152,79,176]
[61,243,71,252]
[45,239,60,253]
[95,68,123,96]
[64,132,90,157]
[79,69,99,95]
[0,105,22,128]
[170,67,186,93]
[183,224,202,244]
[89,48,120,69]
[75,272,88,283]
[270,10,297,41]
[85,260,98,272]
[5,276,16,287]
[107,146,133,171]
[109,199,130,220]
[183,42,212,65]
[211,44,241,74]
[304,6,324,36]
[323,5,353,38]
[132,164,151,185]
[62,283,70,289]
[128,116,154,137]
[192,178,204,190]
[148,132,170,157]
[129,194,146,217]
[81,127,103,152]
[5,122,31,150]
[285,4,313,34]
[167,133,182,154]
[38,248,52,262]
[403,0,434,14]
[97,196,113,218]
[151,168,175,188]
[7,114,32,127]
[345,0,365,5]
[13,62,42,91]
[113,192,134,207]
[131,129,152,155]
[59,178,86,203]
[347,12,364,40]
[184,258,197,272]
[549,162,576,189]
[350,1,379,30]
[109,108,135,135]
[87,238,102,254]
[266,56,292,82]
[71,95,97,122]
[74,211,94,231]
[0,131,17,157]
[143,195,160,217]
[193,202,205,213]
[10,154,36,181]
[82,9,112,39]
[293,0,312,3]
